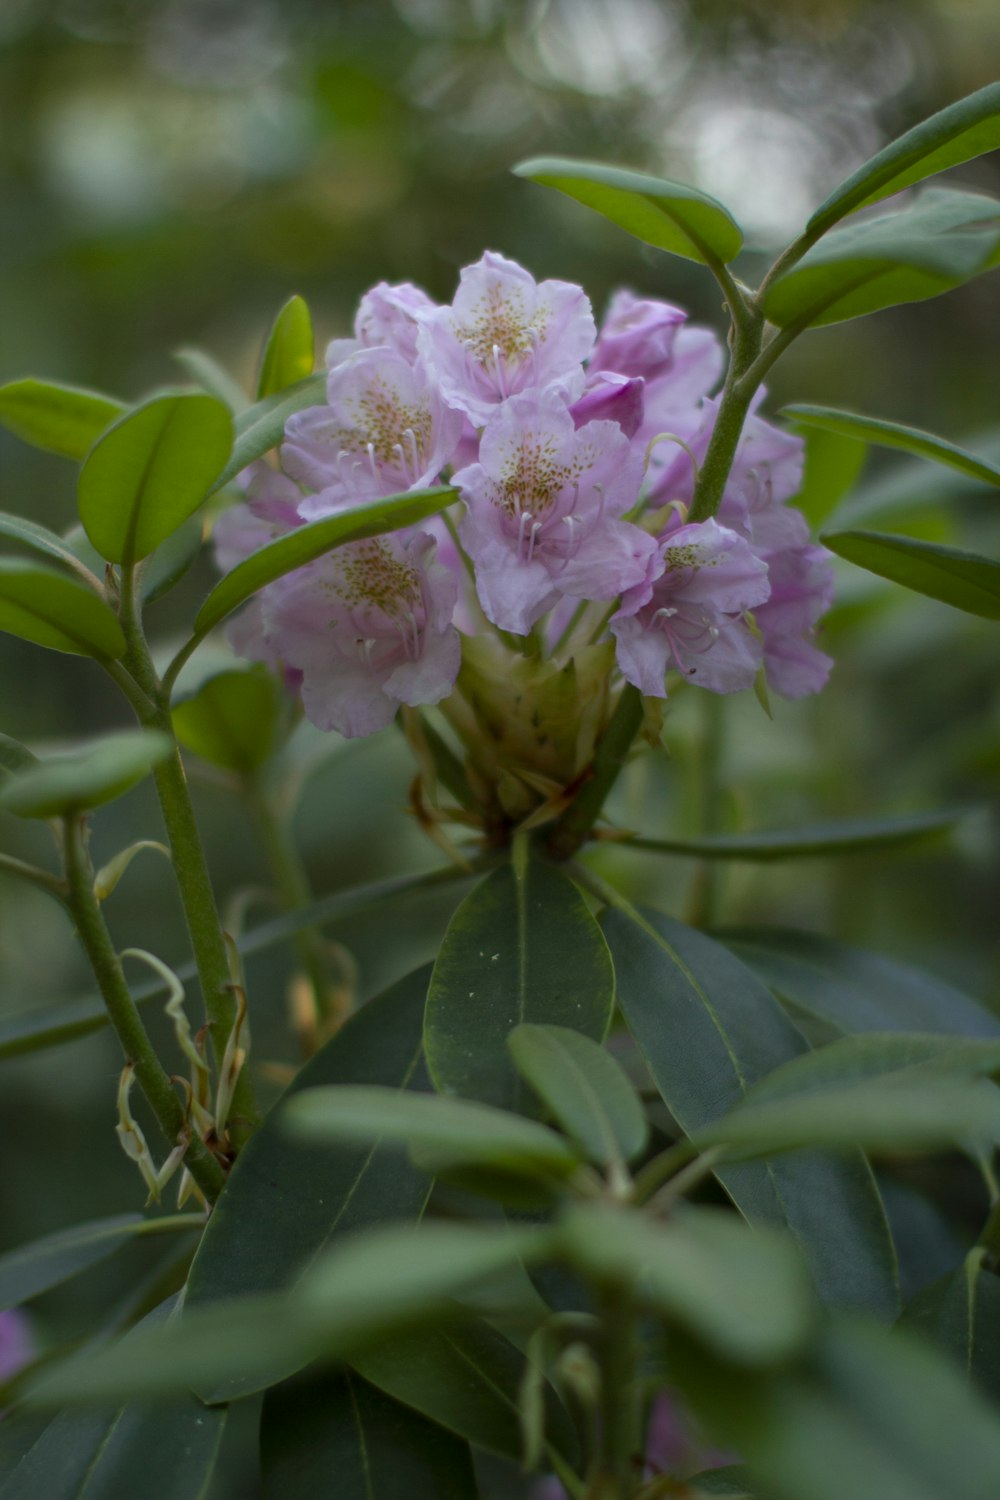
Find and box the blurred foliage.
[0,7,999,1482]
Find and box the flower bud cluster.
[216,254,833,739]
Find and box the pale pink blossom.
[325,280,437,369]
[592,289,687,380]
[754,543,835,698]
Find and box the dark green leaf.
[763,188,1000,330]
[0,559,125,659]
[286,1084,580,1182]
[212,374,326,492]
[0,731,172,820]
[78,391,233,564]
[195,486,456,636]
[257,296,315,399]
[602,904,899,1317]
[718,928,1000,1039]
[675,1315,1000,1500]
[822,529,1000,618]
[172,667,283,773]
[624,808,963,862]
[0,1215,141,1311]
[425,849,615,1112]
[904,1255,1000,1401]
[807,83,1000,238]
[261,1370,477,1500]
[173,346,249,413]
[784,405,1000,488]
[513,157,743,265]
[0,513,102,585]
[185,967,434,1401]
[0,379,123,460]
[742,1032,1000,1099]
[0,733,37,782]
[353,1320,578,1464]
[792,421,869,529]
[559,1202,816,1364]
[507,1023,647,1168]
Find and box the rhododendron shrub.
[1,86,1000,1500]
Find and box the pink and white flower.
[754,542,835,698]
[325,280,437,370]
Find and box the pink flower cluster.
[216,254,833,738]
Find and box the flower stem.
[586,1283,640,1499]
[687,300,765,524]
[62,815,225,1203]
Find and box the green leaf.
[807,83,1000,239]
[560,1202,816,1365]
[0,559,125,659]
[0,1215,141,1311]
[62,519,204,605]
[792,421,869,529]
[78,391,233,565]
[0,379,124,460]
[353,1321,578,1464]
[0,513,102,585]
[257,295,315,399]
[194,486,456,637]
[690,1467,777,1498]
[0,730,172,819]
[261,1370,478,1500]
[507,1023,648,1169]
[602,904,899,1317]
[173,346,249,413]
[212,374,327,493]
[675,1315,1000,1500]
[763,188,1000,330]
[185,967,435,1401]
[30,1223,549,1406]
[0,733,37,783]
[624,808,964,862]
[286,1084,580,1182]
[822,529,1000,619]
[904,1255,1000,1402]
[172,667,283,773]
[0,1302,227,1500]
[425,850,615,1112]
[718,928,1000,1039]
[783,405,1000,488]
[513,157,743,265]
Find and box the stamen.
[493,344,508,400]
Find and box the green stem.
[245,778,334,1023]
[685,691,726,929]
[62,816,225,1202]
[687,300,765,524]
[587,1284,639,1499]
[0,851,67,903]
[547,684,645,861]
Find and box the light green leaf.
[425,849,615,1112]
[560,1202,816,1365]
[0,1215,141,1311]
[257,295,315,399]
[718,928,1000,1040]
[261,1370,478,1500]
[763,188,1000,330]
[905,1254,1000,1402]
[792,421,869,529]
[173,346,249,413]
[172,667,283,773]
[602,904,899,1317]
[0,379,124,460]
[185,968,434,1402]
[0,560,125,659]
[808,83,1000,239]
[0,733,37,783]
[211,374,327,492]
[0,513,102,586]
[513,156,743,265]
[624,808,964,862]
[78,391,232,565]
[822,529,1000,618]
[0,730,172,819]
[675,1315,1000,1500]
[353,1321,578,1464]
[62,519,204,606]
[507,1023,647,1168]
[287,1084,580,1182]
[785,405,1000,488]
[194,486,456,638]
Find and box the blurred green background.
[1,0,999,1476]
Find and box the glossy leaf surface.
[0,513,102,584]
[784,405,1000,487]
[78,391,232,564]
[0,1215,141,1311]
[905,1255,1000,1401]
[823,529,1000,618]
[513,157,743,264]
[507,1023,648,1168]
[0,731,172,819]
[211,374,326,492]
[0,379,123,460]
[763,188,1000,330]
[625,808,962,862]
[426,851,615,1111]
[602,904,899,1317]
[0,559,124,659]
[257,295,314,398]
[172,667,283,773]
